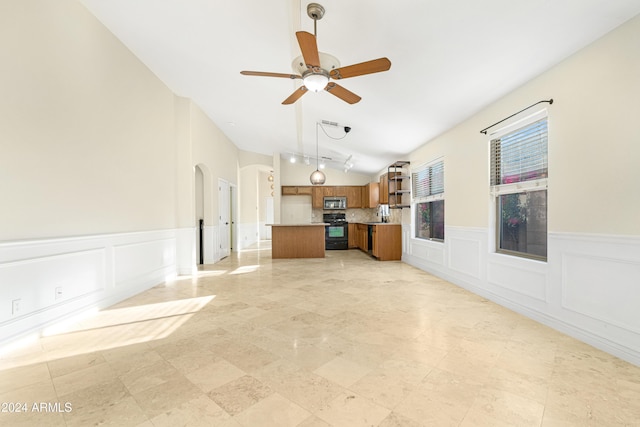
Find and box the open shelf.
[387,161,410,209]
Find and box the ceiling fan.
[240,3,391,105]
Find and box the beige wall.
[408,13,640,235]
[237,155,272,244]
[238,150,273,169]
[0,0,178,241]
[239,166,259,224]
[1,0,242,242]
[258,170,273,224]
[189,102,239,227]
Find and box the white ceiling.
[79,0,640,175]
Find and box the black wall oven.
[323,213,348,250]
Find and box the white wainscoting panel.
[448,237,482,279]
[561,252,640,333]
[0,229,178,345]
[487,254,547,302]
[403,226,640,366]
[114,238,175,288]
[0,249,106,324]
[203,225,216,264]
[401,225,411,255]
[406,239,445,267]
[176,227,196,276]
[549,232,640,359]
[238,222,259,250]
[446,226,487,284]
[260,221,271,241]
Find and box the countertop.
[267,223,328,226]
[267,222,400,226]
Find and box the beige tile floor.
[1,242,639,426]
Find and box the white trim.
[487,107,549,139]
[490,178,548,197]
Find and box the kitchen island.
[268,223,327,259]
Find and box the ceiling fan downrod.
[307,3,325,37]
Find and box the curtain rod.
[480,99,553,135]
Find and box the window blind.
[491,119,548,186]
[412,160,444,200]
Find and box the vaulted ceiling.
[79,0,640,174]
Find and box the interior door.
[218,178,230,259]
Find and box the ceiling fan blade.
[325,82,361,104]
[240,71,302,79]
[296,31,321,69]
[282,86,308,104]
[329,57,391,80]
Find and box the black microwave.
[323,196,347,210]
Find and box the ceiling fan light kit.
[302,70,329,92]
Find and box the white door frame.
[218,178,231,260]
[230,183,238,252]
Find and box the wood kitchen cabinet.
[311,186,339,208]
[354,223,401,261]
[323,186,337,197]
[362,182,379,208]
[282,186,313,195]
[297,186,313,195]
[371,224,402,260]
[379,174,389,204]
[355,223,369,251]
[345,186,362,208]
[311,185,363,208]
[348,223,357,248]
[282,186,297,195]
[312,186,323,208]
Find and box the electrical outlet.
[12,299,21,315]
[55,287,63,300]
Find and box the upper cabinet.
[344,186,362,208]
[311,186,337,208]
[288,183,380,209]
[379,174,389,204]
[281,186,313,195]
[362,182,379,208]
[312,186,323,208]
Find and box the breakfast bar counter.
[268,223,327,258]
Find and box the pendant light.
[310,122,326,185]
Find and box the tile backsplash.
[311,208,402,224]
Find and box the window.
[490,117,548,259]
[412,160,444,241]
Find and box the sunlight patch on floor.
[1,295,215,371]
[229,265,260,275]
